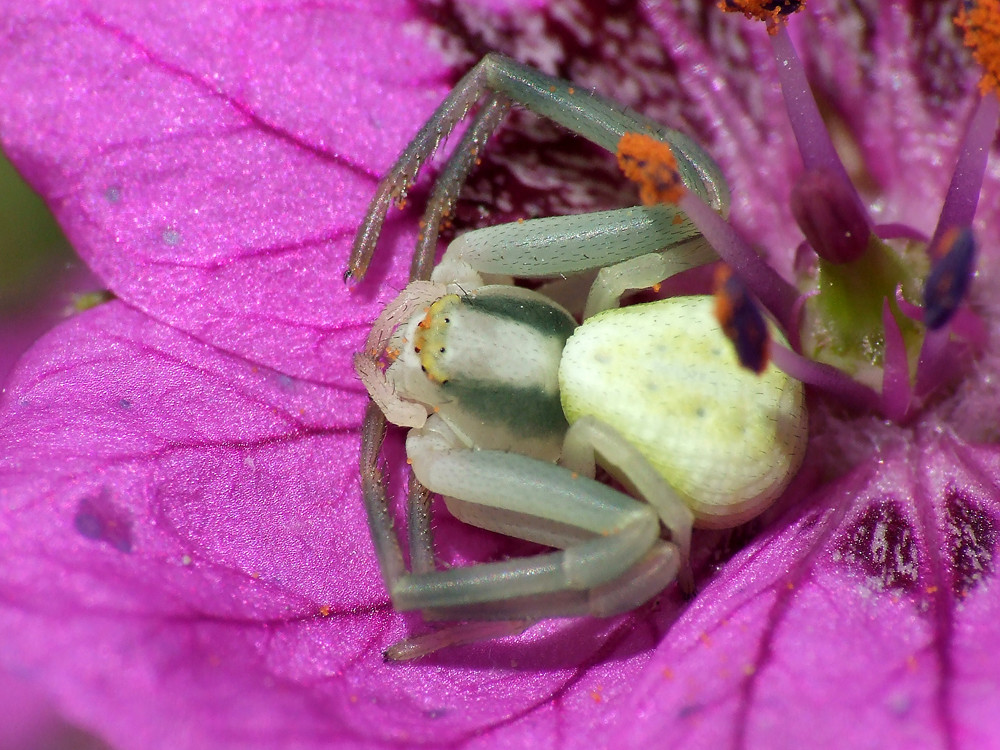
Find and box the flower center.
[618,1,999,424]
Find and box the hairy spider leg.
[410,94,510,282]
[434,209,718,318]
[347,52,729,282]
[561,416,694,592]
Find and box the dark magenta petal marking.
[840,499,920,593]
[74,492,133,554]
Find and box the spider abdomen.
[559,295,807,528]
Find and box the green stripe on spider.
[462,291,576,342]
[440,379,569,438]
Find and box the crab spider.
[349,54,808,659]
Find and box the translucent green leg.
[347,52,729,282]
[385,543,678,660]
[410,95,510,282]
[392,418,662,611]
[432,204,716,288]
[561,416,695,592]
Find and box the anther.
[719,0,805,25]
[714,265,771,373]
[616,133,685,205]
[923,227,977,330]
[789,168,871,264]
[956,0,1000,95]
[617,131,799,333]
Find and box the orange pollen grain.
[717,0,804,28]
[957,1,1000,95]
[616,132,685,206]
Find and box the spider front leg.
[432,207,719,318]
[346,52,729,283]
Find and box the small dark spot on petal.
[74,493,133,553]
[118,398,132,410]
[840,499,919,592]
[945,487,997,596]
[677,702,705,719]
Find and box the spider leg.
[384,544,677,660]
[358,401,406,588]
[435,203,713,280]
[347,52,729,281]
[561,416,695,593]
[581,244,720,319]
[394,418,661,609]
[359,407,679,630]
[363,416,680,622]
[405,471,435,575]
[431,207,719,316]
[411,94,511,282]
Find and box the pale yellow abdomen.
[559,296,807,528]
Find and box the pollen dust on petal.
[616,132,685,206]
[957,0,1000,95]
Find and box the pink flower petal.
[622,436,1000,747]
[0,1,452,381]
[2,1,999,748]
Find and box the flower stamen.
[881,299,913,423]
[615,133,685,205]
[616,133,800,335]
[766,23,867,224]
[789,168,870,265]
[927,90,999,252]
